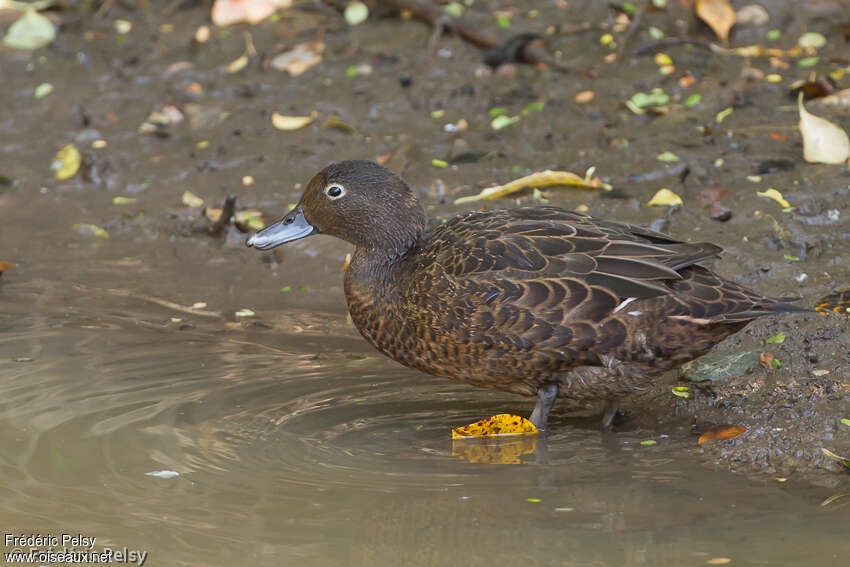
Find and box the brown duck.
[247,161,801,431]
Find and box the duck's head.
[247,160,427,253]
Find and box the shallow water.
[2,0,850,564]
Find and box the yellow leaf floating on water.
[454,169,611,205]
[53,144,81,180]
[647,188,683,207]
[798,93,850,165]
[271,111,318,131]
[756,188,791,209]
[452,414,538,439]
[452,436,537,464]
[696,0,736,44]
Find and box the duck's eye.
[325,184,345,200]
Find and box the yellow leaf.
[54,144,81,180]
[225,54,249,74]
[696,0,736,43]
[454,169,611,205]
[798,93,850,165]
[182,190,205,208]
[756,188,790,209]
[271,111,318,131]
[451,414,538,439]
[647,188,683,207]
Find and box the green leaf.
[280,286,292,292]
[621,2,636,14]
[640,440,657,446]
[715,106,733,123]
[821,448,850,469]
[491,115,519,130]
[840,418,850,427]
[685,93,702,108]
[766,29,781,40]
[488,107,508,116]
[671,386,690,399]
[33,82,53,99]
[656,151,680,163]
[520,101,545,115]
[343,1,369,26]
[112,196,136,205]
[765,331,786,344]
[648,26,664,40]
[798,57,819,68]
[526,498,541,503]
[3,8,56,50]
[431,158,449,168]
[495,14,511,28]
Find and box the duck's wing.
[427,207,721,299]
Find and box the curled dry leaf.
[271,111,318,131]
[211,0,292,26]
[698,425,747,445]
[452,414,538,439]
[454,169,611,205]
[696,0,736,43]
[798,94,850,165]
[271,41,324,76]
[182,190,205,208]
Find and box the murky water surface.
[2,0,849,565]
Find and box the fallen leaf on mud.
[841,418,850,427]
[33,82,53,99]
[706,558,732,565]
[452,414,538,439]
[271,41,324,76]
[3,8,55,50]
[211,0,292,26]
[431,159,449,168]
[715,106,733,123]
[225,54,249,74]
[821,448,850,469]
[648,188,683,207]
[0,262,16,271]
[760,351,781,370]
[271,111,318,130]
[491,115,520,130]
[73,224,109,239]
[756,188,790,209]
[194,25,211,43]
[798,94,850,164]
[765,331,785,344]
[625,88,669,114]
[451,435,537,464]
[235,308,255,317]
[698,425,747,445]
[138,105,184,135]
[736,4,769,26]
[696,0,736,43]
[323,115,359,136]
[206,208,264,229]
[575,90,595,103]
[454,169,611,204]
[344,1,369,25]
[112,196,136,205]
[640,440,657,446]
[672,386,690,398]
[53,144,81,180]
[182,190,205,208]
[656,151,680,163]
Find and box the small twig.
[616,0,648,65]
[210,196,237,236]
[72,284,225,319]
[427,14,452,53]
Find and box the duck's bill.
[246,206,316,250]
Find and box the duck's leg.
[601,398,619,430]
[529,383,559,432]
